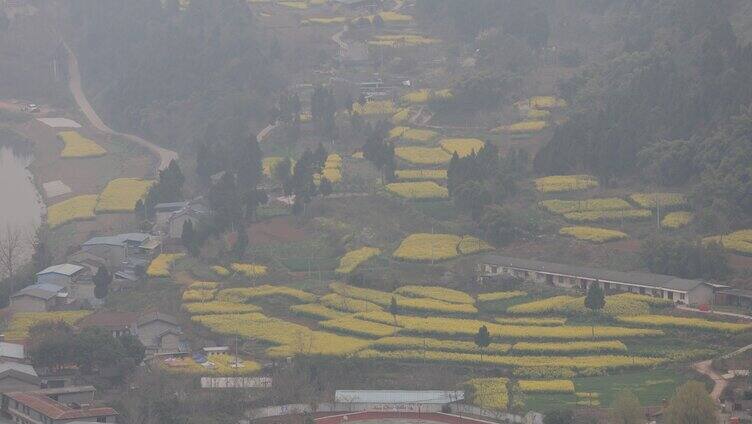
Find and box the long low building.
[479,255,727,306]
[334,390,464,412]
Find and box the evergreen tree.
[584,284,605,338]
[181,220,198,256]
[93,266,112,300]
[474,325,491,360]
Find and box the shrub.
[336,247,381,274]
[146,253,185,277]
[559,226,628,243]
[47,195,98,228]
[57,131,106,158]
[95,178,154,213]
[517,380,575,394]
[534,175,598,193]
[386,181,449,200]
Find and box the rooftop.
[482,255,721,293]
[37,264,84,277]
[0,342,25,360]
[6,391,117,420]
[0,362,36,377]
[334,390,465,404]
[12,283,64,300]
[154,201,188,211]
[82,233,150,247]
[138,311,179,327]
[77,312,139,329]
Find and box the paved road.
[64,43,178,172]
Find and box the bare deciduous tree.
[0,224,24,282]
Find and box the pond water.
[0,143,43,276]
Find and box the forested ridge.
[62,0,288,150]
[533,0,752,225]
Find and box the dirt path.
[257,121,278,143]
[678,305,752,321]
[64,42,178,172]
[332,26,348,52]
[692,360,727,403]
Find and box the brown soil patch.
[247,216,307,245]
[730,254,752,271]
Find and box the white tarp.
[37,117,82,128]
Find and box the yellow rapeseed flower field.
[189,281,220,290]
[534,175,599,193]
[290,303,349,320]
[499,121,548,134]
[182,302,262,316]
[395,146,452,165]
[395,285,474,304]
[564,209,651,223]
[277,1,307,9]
[95,178,154,213]
[401,89,430,104]
[559,226,628,243]
[329,282,477,314]
[440,138,485,157]
[704,230,752,254]
[493,317,566,326]
[146,253,185,277]
[182,289,217,303]
[321,293,384,313]
[528,96,568,109]
[354,311,662,340]
[301,16,348,25]
[160,353,261,376]
[616,314,752,333]
[230,263,268,279]
[386,181,449,200]
[393,233,462,261]
[457,236,494,255]
[369,34,440,47]
[356,349,662,369]
[511,341,627,354]
[630,193,688,208]
[518,380,575,394]
[540,198,632,214]
[464,378,509,410]
[372,336,510,355]
[395,169,447,181]
[336,247,381,274]
[319,317,396,338]
[330,282,393,305]
[47,195,98,228]
[661,211,693,229]
[352,100,397,115]
[57,131,106,158]
[211,265,231,277]
[217,285,316,303]
[391,108,411,124]
[5,311,91,342]
[507,296,579,314]
[477,291,527,302]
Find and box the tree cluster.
[640,236,729,280]
[27,321,145,377]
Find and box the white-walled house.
[478,255,726,306]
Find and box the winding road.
[64,43,178,172]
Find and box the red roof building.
[5,390,118,423]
